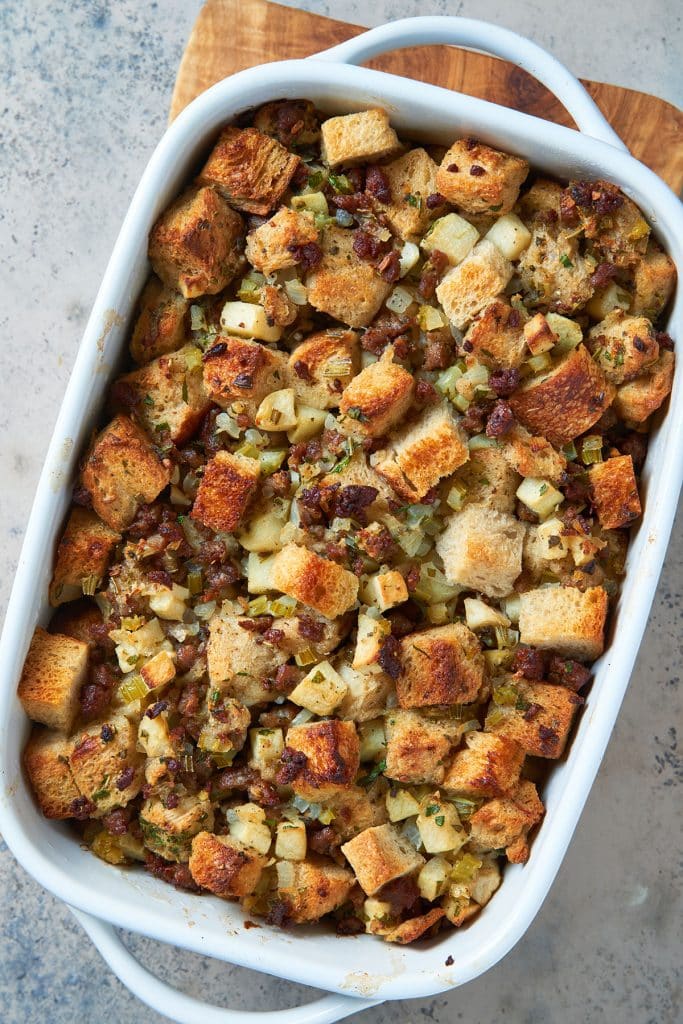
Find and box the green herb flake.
[405,193,421,208]
[425,803,440,817]
[346,406,368,422]
[559,254,573,268]
[182,378,189,403]
[359,759,387,788]
[143,394,155,407]
[434,815,446,827]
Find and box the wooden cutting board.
[171,0,683,193]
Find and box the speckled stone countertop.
[1,2,681,1022]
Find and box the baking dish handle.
[313,16,628,151]
[70,908,379,1024]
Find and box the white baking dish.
[1,16,681,1024]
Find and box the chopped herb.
[412,644,429,656]
[559,254,573,268]
[155,421,170,432]
[425,803,440,817]
[539,483,548,495]
[181,378,189,403]
[143,394,155,407]
[489,203,503,212]
[329,173,352,194]
[359,759,386,787]
[434,815,446,827]
[307,170,326,190]
[346,406,368,422]
[405,192,421,208]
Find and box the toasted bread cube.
[23,728,82,819]
[612,350,674,423]
[327,782,389,840]
[339,351,414,438]
[487,679,581,759]
[522,524,570,582]
[436,505,525,599]
[49,600,106,648]
[509,345,615,444]
[379,148,442,240]
[284,720,360,799]
[518,179,562,221]
[275,857,355,923]
[397,623,485,708]
[442,731,524,798]
[191,451,260,534]
[270,543,359,618]
[341,823,424,896]
[140,650,176,691]
[362,570,409,612]
[130,276,189,365]
[502,425,566,483]
[81,415,170,531]
[463,299,527,369]
[197,126,300,215]
[630,241,677,319]
[385,710,462,785]
[589,455,641,530]
[518,584,608,660]
[287,329,360,409]
[189,832,268,896]
[290,660,348,716]
[436,240,513,330]
[382,906,446,945]
[140,794,214,862]
[321,452,397,513]
[305,225,392,328]
[206,608,287,701]
[373,403,469,501]
[436,140,528,215]
[245,207,319,274]
[69,714,143,815]
[517,225,594,315]
[468,779,544,863]
[202,336,288,418]
[276,611,350,662]
[454,446,520,512]
[524,312,557,356]
[421,213,479,266]
[49,508,120,606]
[336,662,393,723]
[588,310,659,384]
[149,186,243,298]
[321,109,401,168]
[18,628,89,732]
[253,99,320,145]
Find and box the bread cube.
[442,731,524,798]
[385,710,462,785]
[339,351,414,438]
[486,679,582,759]
[612,350,674,423]
[518,584,608,660]
[436,241,513,329]
[149,186,243,298]
[245,207,319,274]
[468,779,544,863]
[517,225,594,315]
[589,455,641,530]
[202,336,289,418]
[23,728,82,819]
[362,570,409,612]
[463,299,527,369]
[189,832,268,897]
[383,907,445,945]
[191,450,260,533]
[320,109,401,168]
[270,543,359,619]
[502,425,566,483]
[341,823,424,896]
[68,714,143,815]
[253,99,320,146]
[436,140,528,215]
[373,403,469,501]
[379,148,442,240]
[287,328,360,409]
[276,611,351,662]
[206,608,288,702]
[305,225,392,328]
[454,446,520,512]
[588,310,659,385]
[522,524,570,583]
[18,627,89,732]
[130,276,189,365]
[197,126,300,215]
[436,505,525,599]
[336,662,393,722]
[49,508,120,606]
[321,452,397,512]
[517,179,563,222]
[421,213,479,266]
[140,794,214,862]
[275,858,355,923]
[290,660,347,716]
[397,623,485,708]
[630,241,677,320]
[509,345,615,445]
[283,720,360,799]
[48,600,105,648]
[328,782,389,840]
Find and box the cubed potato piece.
[352,611,389,670]
[385,710,462,785]
[275,857,355,923]
[245,207,319,274]
[68,714,143,815]
[588,310,659,385]
[18,628,89,732]
[49,508,120,606]
[436,505,525,599]
[468,856,502,906]
[436,240,513,330]
[341,823,424,896]
[589,455,641,530]
[468,779,544,863]
[630,241,677,319]
[197,126,300,215]
[283,720,360,799]
[270,543,359,619]
[336,662,393,723]
[612,350,674,423]
[149,186,243,298]
[515,477,563,519]
[130,276,189,365]
[255,388,297,431]
[486,680,582,759]
[289,660,347,716]
[372,403,469,501]
[206,608,288,702]
[81,415,170,531]
[140,794,214,862]
[275,818,307,861]
[502,425,567,483]
[362,570,409,612]
[586,281,632,322]
[191,451,260,533]
[485,213,532,260]
[517,225,594,315]
[453,446,521,513]
[305,225,392,328]
[463,299,527,369]
[287,328,360,409]
[436,140,528,215]
[23,728,82,819]
[339,351,414,438]
[421,213,479,266]
[382,907,446,945]
[189,832,268,896]
[442,731,524,798]
[321,109,401,168]
[509,345,615,445]
[518,584,608,660]
[397,623,485,708]
[379,148,442,240]
[202,336,288,418]
[386,788,421,822]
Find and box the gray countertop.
[1,2,681,1022]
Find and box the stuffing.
[463,299,528,369]
[341,823,425,896]
[453,446,521,513]
[283,719,360,799]
[588,455,641,530]
[68,713,144,816]
[17,627,89,732]
[436,139,529,215]
[321,452,397,512]
[338,349,414,438]
[521,524,570,583]
[612,350,675,423]
[202,335,288,418]
[629,241,677,320]
[485,680,582,759]
[191,451,261,533]
[140,795,214,862]
[206,607,288,703]
[372,403,469,501]
[569,179,650,269]
[274,857,355,923]
[197,126,301,215]
[436,505,525,599]
[516,225,595,314]
[23,728,82,819]
[270,543,359,619]
[287,328,360,409]
[129,276,189,365]
[327,782,389,840]
[397,623,486,708]
[383,907,446,944]
[320,108,401,168]
[436,240,513,329]
[502,424,567,482]
[336,662,393,722]
[245,206,319,274]
[385,710,463,785]
[305,225,392,328]
[252,99,320,146]
[518,584,608,660]
[468,779,544,863]
[588,309,659,384]
[378,148,443,240]
[442,731,524,798]
[49,508,120,606]
[189,832,268,897]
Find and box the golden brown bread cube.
[442,731,524,798]
[49,600,105,648]
[148,186,244,298]
[341,823,425,896]
[338,351,414,439]
[468,779,544,863]
[485,681,583,759]
[463,299,528,369]
[612,350,675,423]
[275,857,355,923]
[49,508,120,606]
[326,782,389,840]
[23,728,82,819]
[436,240,513,329]
[197,126,301,215]
[382,907,446,945]
[436,505,525,599]
[68,714,144,815]
[81,414,170,531]
[516,225,595,315]
[189,832,268,897]
[245,207,319,274]
[18,627,89,732]
[305,225,392,328]
[287,328,360,409]
[589,455,641,530]
[283,719,360,800]
[629,241,677,320]
[571,180,650,269]
[518,584,608,661]
[397,623,485,708]
[436,140,529,215]
[509,345,615,445]
[502,425,567,483]
[320,108,401,168]
[202,336,289,419]
[454,446,521,513]
[517,179,562,221]
[270,543,359,619]
[191,451,261,534]
[252,99,320,147]
[378,148,442,240]
[588,309,659,385]
[129,276,189,365]
[114,344,211,445]
[372,403,469,501]
[385,710,462,785]
[140,794,214,862]
[206,609,288,703]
